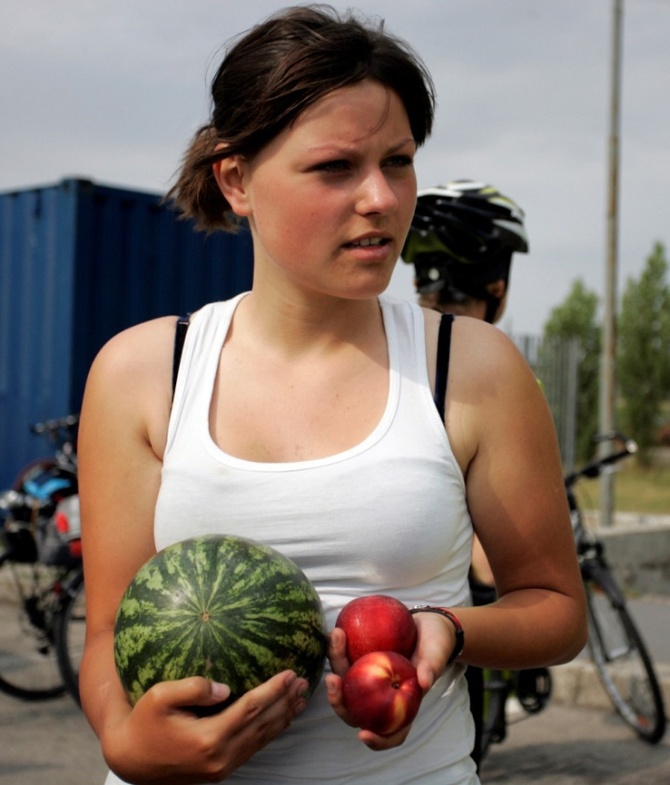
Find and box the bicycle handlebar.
[29,415,80,464]
[31,414,79,437]
[564,432,638,489]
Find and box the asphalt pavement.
[2,691,669,785]
[1,594,669,784]
[0,691,106,784]
[481,702,670,784]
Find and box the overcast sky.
[1,0,668,335]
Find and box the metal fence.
[511,334,581,471]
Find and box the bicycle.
[567,432,666,744]
[479,432,666,759]
[0,415,81,700]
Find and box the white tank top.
[106,294,478,785]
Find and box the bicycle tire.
[0,560,66,699]
[585,564,666,744]
[479,668,508,760]
[11,458,58,492]
[55,567,85,705]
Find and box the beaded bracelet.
[410,606,465,665]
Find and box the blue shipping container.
[0,178,253,489]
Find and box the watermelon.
[113,535,327,707]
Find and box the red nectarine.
[342,650,423,736]
[336,595,417,663]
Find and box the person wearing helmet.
[402,180,529,770]
[402,180,529,325]
[402,178,530,590]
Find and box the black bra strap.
[172,314,191,397]
[433,313,454,421]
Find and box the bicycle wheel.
[585,564,666,743]
[0,560,66,699]
[55,568,85,705]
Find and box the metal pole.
[599,0,623,527]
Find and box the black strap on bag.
[172,314,191,397]
[171,311,454,406]
[433,313,454,421]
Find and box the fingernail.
[211,682,230,700]
[297,679,309,698]
[285,672,297,687]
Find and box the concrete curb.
[581,516,670,598]
[551,659,670,712]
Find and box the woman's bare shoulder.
[80,315,183,462]
[88,315,179,384]
[421,309,532,395]
[442,316,546,471]
[451,316,535,384]
[83,315,182,434]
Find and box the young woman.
[78,7,586,784]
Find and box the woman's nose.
[355,170,399,216]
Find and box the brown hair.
[166,4,435,233]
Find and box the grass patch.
[574,462,670,516]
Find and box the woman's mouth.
[346,237,390,248]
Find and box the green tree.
[542,279,601,463]
[618,242,670,462]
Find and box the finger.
[204,671,309,774]
[325,673,357,726]
[141,676,231,714]
[411,614,452,690]
[415,659,437,693]
[327,627,350,677]
[223,671,309,727]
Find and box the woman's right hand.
[101,671,309,784]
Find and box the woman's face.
[222,79,418,301]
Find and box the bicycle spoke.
[587,578,666,743]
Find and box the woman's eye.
[384,154,414,168]
[315,160,350,173]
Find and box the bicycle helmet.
[402,180,529,322]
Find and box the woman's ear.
[212,150,251,217]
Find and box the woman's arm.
[78,317,308,784]
[78,317,173,741]
[326,314,586,751]
[443,315,588,669]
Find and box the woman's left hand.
[324,613,455,750]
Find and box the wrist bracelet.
[410,606,465,665]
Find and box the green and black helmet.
[402,180,528,321]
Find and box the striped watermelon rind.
[113,535,327,706]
